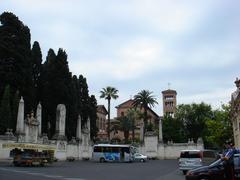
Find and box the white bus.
[92,144,136,162]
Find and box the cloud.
[178,87,234,108]
[1,0,239,118]
[70,38,173,80]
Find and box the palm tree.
[111,116,133,143]
[100,86,119,142]
[126,108,142,142]
[133,90,158,134]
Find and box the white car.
[133,153,148,162]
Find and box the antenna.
[168,82,171,90]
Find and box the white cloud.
[178,87,234,109]
[70,38,172,80]
[1,0,239,118]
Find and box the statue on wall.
[231,78,240,114]
[231,78,240,102]
[24,111,39,143]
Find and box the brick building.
[162,89,177,117]
[96,105,108,141]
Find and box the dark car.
[185,154,240,180]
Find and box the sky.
[1,0,239,117]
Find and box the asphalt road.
[0,160,185,180]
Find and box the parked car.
[179,149,217,174]
[133,153,148,162]
[185,154,240,180]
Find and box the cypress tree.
[78,75,90,127]
[31,41,42,108]
[89,95,98,140]
[0,85,12,134]
[65,75,79,139]
[41,48,72,137]
[41,49,57,136]
[0,12,33,113]
[11,90,20,132]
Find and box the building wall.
[231,78,240,147]
[96,106,108,141]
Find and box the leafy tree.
[78,75,90,126]
[65,75,79,139]
[126,108,142,142]
[10,90,20,132]
[204,105,233,149]
[0,85,12,134]
[89,95,98,140]
[133,90,158,134]
[0,12,33,113]
[31,41,42,108]
[111,116,133,143]
[175,103,212,143]
[162,114,186,143]
[0,12,98,140]
[41,48,72,137]
[100,86,119,142]
[41,49,57,137]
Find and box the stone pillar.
[159,118,163,142]
[16,97,24,135]
[37,102,42,136]
[53,104,66,140]
[87,117,91,141]
[76,115,82,140]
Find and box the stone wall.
[0,139,15,160]
[138,135,204,159]
[0,137,203,161]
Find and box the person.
[222,142,237,180]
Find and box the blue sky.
[1,0,239,117]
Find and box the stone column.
[37,102,42,136]
[76,115,82,140]
[159,118,163,142]
[53,104,66,139]
[16,97,24,134]
[87,117,91,141]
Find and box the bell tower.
[162,87,177,117]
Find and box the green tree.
[111,116,133,143]
[41,48,72,137]
[204,105,233,149]
[100,86,119,142]
[0,85,12,134]
[89,95,98,140]
[31,41,42,108]
[126,108,142,142]
[78,75,90,126]
[162,114,186,143]
[10,90,20,132]
[133,90,158,134]
[175,103,212,143]
[0,12,33,113]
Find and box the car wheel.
[183,170,187,175]
[100,158,105,163]
[140,159,145,162]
